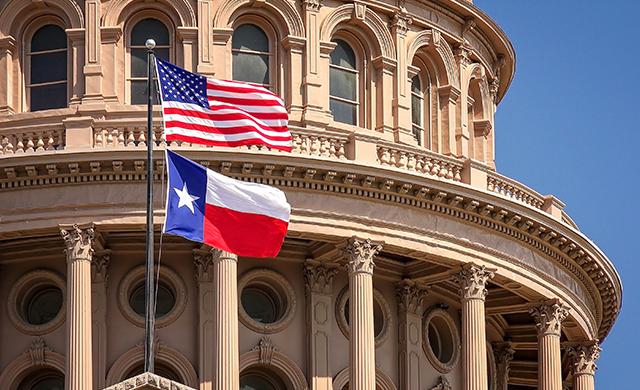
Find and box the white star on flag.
[173,183,199,214]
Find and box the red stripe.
[164,120,292,141]
[209,95,284,107]
[207,81,279,98]
[166,134,293,152]
[203,203,288,258]
[163,107,288,132]
[164,106,287,121]
[206,103,288,120]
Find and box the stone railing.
[376,142,463,182]
[486,170,545,209]
[0,127,64,155]
[290,129,348,160]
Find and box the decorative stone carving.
[529,300,570,336]
[493,342,515,390]
[193,250,214,282]
[302,0,321,12]
[252,337,277,365]
[392,12,412,36]
[304,261,338,295]
[210,248,238,263]
[566,341,601,376]
[103,372,197,390]
[429,376,452,390]
[395,279,428,314]
[454,264,495,301]
[92,251,110,283]
[26,338,52,366]
[342,237,382,275]
[61,224,95,261]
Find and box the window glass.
[411,75,424,145]
[330,40,358,125]
[129,282,175,318]
[330,67,357,101]
[29,25,67,111]
[18,370,64,390]
[331,40,356,69]
[25,286,63,325]
[330,99,357,125]
[31,25,67,52]
[240,374,277,390]
[30,84,68,112]
[131,18,170,46]
[130,19,169,104]
[232,24,270,86]
[241,286,278,324]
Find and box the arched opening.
[329,38,359,126]
[128,17,171,104]
[232,23,272,89]
[27,24,67,111]
[17,369,64,390]
[240,368,286,390]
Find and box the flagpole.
[144,38,156,374]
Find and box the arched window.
[232,24,271,88]
[240,369,285,390]
[18,369,64,390]
[28,25,67,111]
[129,18,170,104]
[329,39,358,125]
[411,75,424,145]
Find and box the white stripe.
[165,126,293,147]
[205,168,290,222]
[164,114,288,137]
[208,98,288,114]
[162,102,287,127]
[207,78,273,94]
[207,88,285,106]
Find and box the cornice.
[0,149,621,339]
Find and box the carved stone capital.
[395,279,428,315]
[302,0,321,12]
[60,224,95,262]
[25,337,52,366]
[210,248,238,263]
[193,250,214,282]
[490,78,500,103]
[304,260,338,295]
[493,342,515,366]
[91,251,110,283]
[392,12,412,36]
[453,264,495,301]
[529,300,570,337]
[566,341,601,376]
[342,237,382,275]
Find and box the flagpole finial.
[145,39,156,50]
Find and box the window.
[240,370,285,390]
[129,18,170,104]
[129,281,176,318]
[238,269,296,333]
[28,25,67,111]
[232,24,271,87]
[336,287,391,347]
[329,40,358,125]
[24,286,63,325]
[8,270,66,335]
[423,308,460,373]
[18,370,64,390]
[411,75,424,145]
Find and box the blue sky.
[474,0,639,387]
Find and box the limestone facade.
[0,0,621,389]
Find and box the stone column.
[455,264,495,390]
[566,341,600,390]
[194,250,215,390]
[91,251,110,390]
[493,342,515,390]
[60,224,95,390]
[304,260,338,390]
[342,237,382,390]
[529,300,570,390]
[211,248,239,390]
[396,280,428,390]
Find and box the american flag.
[155,58,292,151]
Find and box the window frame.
[23,18,69,112]
[231,16,279,93]
[125,12,175,105]
[329,38,360,126]
[329,32,368,128]
[410,59,434,149]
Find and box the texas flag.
[163,150,290,258]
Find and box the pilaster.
[197,0,215,75]
[437,85,461,156]
[60,224,95,390]
[373,56,397,136]
[83,0,103,102]
[566,341,600,390]
[194,249,215,390]
[0,36,15,114]
[65,28,86,106]
[342,237,382,390]
[210,248,239,390]
[177,27,199,72]
[396,279,428,390]
[100,26,122,103]
[391,11,414,145]
[454,263,495,390]
[304,260,338,390]
[492,342,514,390]
[282,35,306,124]
[530,300,570,390]
[454,44,473,158]
[91,250,110,390]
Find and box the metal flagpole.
[144,38,156,374]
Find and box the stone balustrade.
[377,142,464,182]
[0,127,64,155]
[487,171,546,209]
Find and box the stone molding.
[331,367,397,390]
[304,260,338,295]
[60,223,94,262]
[422,308,460,373]
[239,338,308,390]
[530,300,570,337]
[566,341,601,377]
[193,249,214,282]
[428,376,452,390]
[92,250,110,283]
[342,237,383,275]
[0,338,65,389]
[395,279,429,315]
[453,263,495,301]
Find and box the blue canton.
[156,58,209,109]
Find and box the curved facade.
[0,0,621,390]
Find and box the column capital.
[392,12,412,36]
[194,250,214,282]
[210,247,238,263]
[91,250,110,283]
[302,0,322,12]
[395,279,428,315]
[453,263,495,301]
[566,340,601,377]
[304,260,338,295]
[60,224,95,262]
[529,299,570,337]
[493,342,515,366]
[342,237,382,275]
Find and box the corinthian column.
[211,249,239,390]
[396,280,428,390]
[304,260,338,390]
[567,341,601,390]
[529,300,570,390]
[343,237,382,390]
[493,342,515,390]
[454,263,495,390]
[60,224,95,390]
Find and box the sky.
[474,0,639,387]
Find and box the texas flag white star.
[173,182,199,214]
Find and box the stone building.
[0,0,621,389]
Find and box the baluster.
[46,131,56,150]
[336,141,346,159]
[117,128,125,146]
[95,129,103,147]
[4,135,15,154]
[36,133,45,151]
[25,134,35,153]
[15,135,24,153]
[138,128,146,146]
[126,129,135,146]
